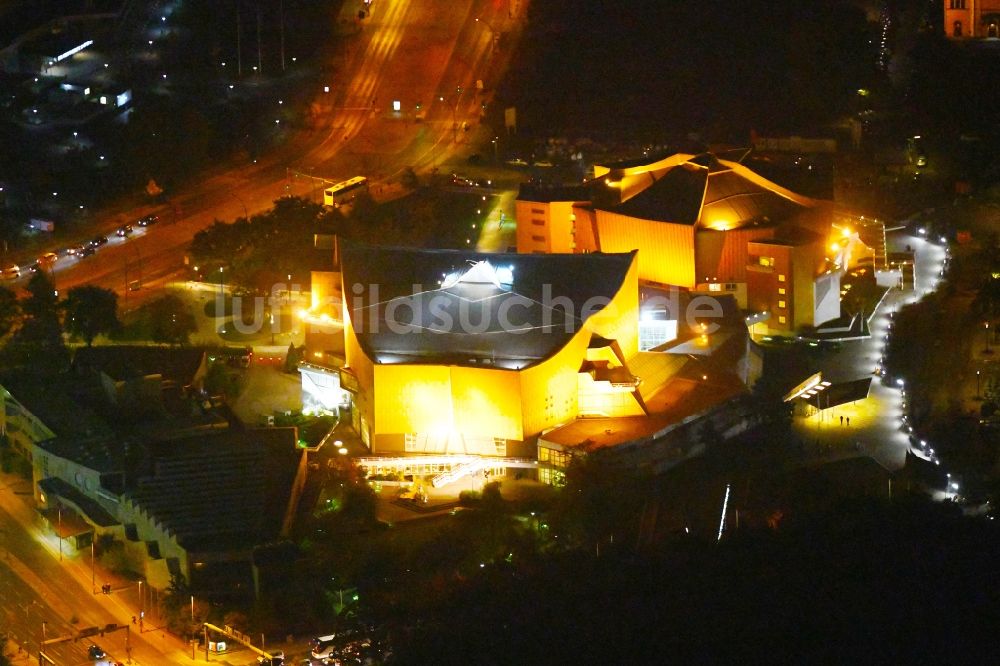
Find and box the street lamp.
[977,369,982,398]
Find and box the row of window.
[538,446,572,468]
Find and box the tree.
[0,285,18,338]
[7,271,67,371]
[147,294,197,345]
[63,285,120,346]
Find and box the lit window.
[404,433,418,452]
[759,256,774,267]
[779,315,787,324]
[778,300,786,309]
[708,283,722,292]
[778,274,786,282]
[778,288,786,295]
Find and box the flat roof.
[72,346,205,384]
[341,241,636,369]
[517,182,596,203]
[126,428,301,551]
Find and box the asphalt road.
[3,0,521,311]
[0,474,164,665]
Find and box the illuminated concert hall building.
[301,240,762,481]
[516,152,868,333]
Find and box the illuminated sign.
[54,40,94,63]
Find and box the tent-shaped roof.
[341,241,636,370]
[600,153,817,230]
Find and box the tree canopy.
[147,294,197,345]
[0,286,17,339]
[63,285,120,346]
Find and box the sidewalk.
[0,470,220,665]
[792,231,949,471]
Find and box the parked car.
[451,173,476,187]
[1,264,19,280]
[38,251,58,265]
[311,635,339,659]
[78,245,96,258]
[89,235,109,248]
[116,224,133,237]
[67,244,87,256]
[87,644,107,659]
[137,214,159,226]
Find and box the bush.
[459,490,481,506]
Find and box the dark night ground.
[498,0,877,141]
[394,499,1000,664]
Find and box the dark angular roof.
[612,162,707,224]
[125,428,302,552]
[598,148,677,170]
[604,154,812,228]
[72,346,205,385]
[38,476,119,527]
[341,241,636,369]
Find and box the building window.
[539,467,566,486]
[531,235,545,242]
[778,300,786,309]
[725,283,736,291]
[531,219,545,226]
[778,287,786,295]
[953,20,963,37]
[708,283,722,292]
[531,207,544,214]
[779,315,787,324]
[759,256,775,267]
[778,274,786,283]
[404,433,418,452]
[493,437,507,456]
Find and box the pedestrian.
[840,415,844,426]
[846,417,851,427]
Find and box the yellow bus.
[323,176,368,207]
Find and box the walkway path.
[792,230,948,471]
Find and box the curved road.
[6,0,519,311]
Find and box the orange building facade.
[944,0,1000,38]
[517,152,858,333]
[332,243,642,457]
